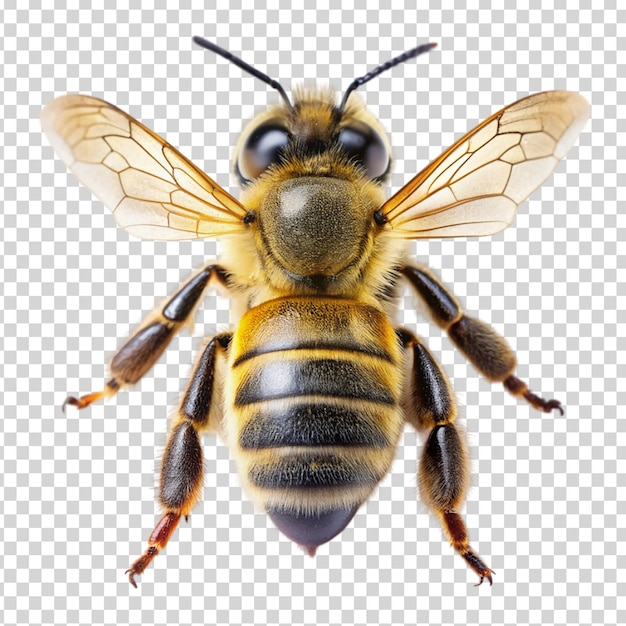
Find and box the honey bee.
[41,37,589,587]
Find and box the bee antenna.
[339,42,437,111]
[194,36,293,110]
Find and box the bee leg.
[421,424,494,586]
[401,265,563,414]
[63,264,231,411]
[125,511,182,589]
[399,329,494,585]
[126,333,232,588]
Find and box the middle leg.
[63,264,231,411]
[402,264,563,414]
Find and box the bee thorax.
[260,176,372,279]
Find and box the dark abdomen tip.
[267,505,360,553]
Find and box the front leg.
[402,265,563,414]
[63,264,231,410]
[125,333,232,587]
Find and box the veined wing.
[381,91,589,238]
[41,95,247,240]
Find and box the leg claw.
[125,546,159,588]
[504,375,564,415]
[474,569,495,586]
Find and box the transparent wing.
[381,91,589,238]
[41,94,247,240]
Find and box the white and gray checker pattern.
[1,3,622,625]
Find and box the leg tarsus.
[504,375,563,415]
[474,568,495,587]
[126,546,159,589]
[62,379,119,412]
[441,510,494,586]
[63,391,105,412]
[125,511,181,588]
[462,549,495,586]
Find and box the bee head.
[194,37,435,292]
[234,89,391,291]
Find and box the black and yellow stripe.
[227,296,404,512]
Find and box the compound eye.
[337,122,390,180]
[237,122,290,182]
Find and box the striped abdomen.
[224,296,404,550]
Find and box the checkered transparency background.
[1,2,623,626]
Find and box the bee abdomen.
[249,453,385,489]
[227,296,404,514]
[235,357,395,406]
[239,402,390,449]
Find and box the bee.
[41,37,589,587]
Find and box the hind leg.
[420,423,493,585]
[399,329,493,585]
[125,333,232,587]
